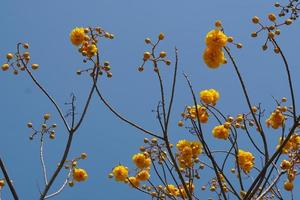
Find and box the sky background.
[1,0,300,199]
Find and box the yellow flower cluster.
[185,105,209,123]
[237,149,255,173]
[277,134,300,154]
[164,183,194,198]
[176,140,202,168]
[212,125,230,140]
[280,159,297,191]
[111,152,151,188]
[199,89,220,106]
[132,153,151,169]
[73,168,88,182]
[64,153,88,187]
[266,109,285,129]
[203,26,227,68]
[70,27,98,58]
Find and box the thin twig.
[44,169,72,199]
[40,134,48,185]
[224,47,269,164]
[256,171,284,200]
[95,84,163,139]
[166,47,179,125]
[272,38,297,121]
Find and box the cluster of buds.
[251,10,294,53]
[1,43,39,74]
[280,157,298,191]
[278,130,300,191]
[64,153,88,187]
[225,114,245,130]
[138,32,171,72]
[201,173,228,194]
[70,27,113,78]
[110,139,159,189]
[275,1,299,21]
[180,105,209,125]
[27,113,57,140]
[77,60,113,78]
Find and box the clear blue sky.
[1,0,299,199]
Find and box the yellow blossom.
[237,150,255,173]
[190,141,202,156]
[136,170,150,181]
[176,140,190,152]
[203,47,226,69]
[128,176,140,188]
[205,30,228,49]
[266,110,285,129]
[176,140,202,168]
[165,184,179,196]
[200,89,220,106]
[187,105,209,123]
[112,165,128,182]
[212,125,229,140]
[73,168,88,182]
[277,134,300,154]
[280,160,292,170]
[70,27,86,46]
[132,153,151,169]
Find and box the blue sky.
[1,0,300,199]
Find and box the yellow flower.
[266,110,285,129]
[70,27,86,46]
[165,184,179,196]
[212,125,229,140]
[136,170,150,181]
[187,105,209,123]
[128,176,140,188]
[73,168,88,182]
[200,89,220,106]
[79,43,98,58]
[176,140,190,152]
[205,29,228,49]
[132,153,151,169]
[237,150,255,173]
[280,160,292,170]
[203,47,226,69]
[277,134,300,154]
[176,140,202,168]
[190,141,202,156]
[112,165,128,182]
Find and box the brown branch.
[224,47,269,164]
[271,38,297,121]
[39,131,74,199]
[0,158,19,200]
[183,73,242,200]
[244,116,300,200]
